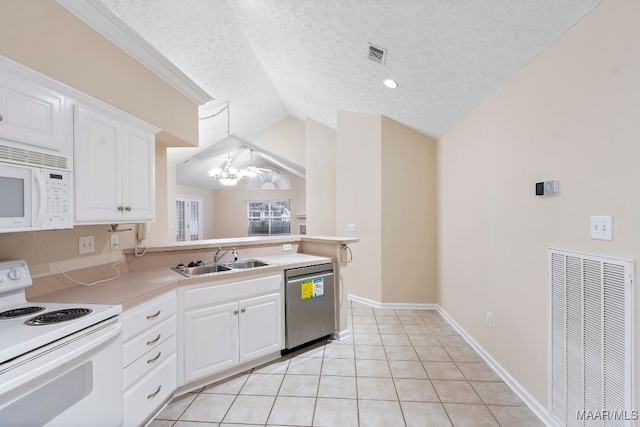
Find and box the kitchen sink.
[171,259,271,276]
[172,263,231,277]
[221,259,271,269]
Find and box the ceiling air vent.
[368,43,387,65]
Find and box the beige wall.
[0,0,199,147]
[336,111,383,302]
[166,166,178,243]
[0,1,200,277]
[305,118,337,235]
[249,116,306,167]
[176,185,217,240]
[381,116,436,304]
[213,169,306,238]
[437,0,640,409]
[336,112,437,304]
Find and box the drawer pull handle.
[146,310,161,320]
[0,114,3,122]
[233,310,239,315]
[147,385,162,399]
[241,308,246,313]
[147,352,162,364]
[147,334,161,345]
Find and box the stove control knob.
[0,274,4,283]
[8,268,24,281]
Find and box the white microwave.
[0,161,72,233]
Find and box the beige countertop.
[125,234,358,255]
[30,254,332,310]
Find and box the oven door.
[0,318,123,427]
[0,162,34,231]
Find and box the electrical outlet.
[79,236,95,254]
[110,233,119,250]
[283,244,292,251]
[347,223,356,232]
[486,312,492,328]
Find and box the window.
[176,196,203,241]
[248,200,291,235]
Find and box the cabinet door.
[74,106,123,222]
[239,293,283,363]
[122,126,155,221]
[0,73,67,153]
[183,302,239,383]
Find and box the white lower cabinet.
[123,354,177,427]
[181,274,283,385]
[184,302,239,381]
[239,293,282,361]
[122,291,177,427]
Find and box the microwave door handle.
[32,169,45,227]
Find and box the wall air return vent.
[548,248,633,426]
[368,43,387,65]
[0,144,71,171]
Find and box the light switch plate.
[590,215,613,240]
[347,223,356,232]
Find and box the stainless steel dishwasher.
[284,263,335,350]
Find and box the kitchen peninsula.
[27,234,357,426]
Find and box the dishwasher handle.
[285,263,334,282]
[286,271,333,284]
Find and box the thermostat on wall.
[535,179,558,196]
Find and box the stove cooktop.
[0,260,122,365]
[0,306,45,319]
[0,302,121,364]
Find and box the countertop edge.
[30,254,333,310]
[123,235,358,255]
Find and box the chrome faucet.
[214,247,238,263]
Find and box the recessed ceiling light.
[383,78,398,89]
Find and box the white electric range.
[0,260,124,427]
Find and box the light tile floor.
[150,301,544,427]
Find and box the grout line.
[158,301,527,426]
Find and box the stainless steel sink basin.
[221,259,271,269]
[171,259,271,276]
[172,263,231,277]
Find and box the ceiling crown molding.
[56,0,213,106]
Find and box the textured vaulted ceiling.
[100,0,601,189]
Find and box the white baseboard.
[334,329,351,341]
[347,293,552,426]
[347,294,438,311]
[437,307,556,427]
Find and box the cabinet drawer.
[123,315,176,367]
[123,292,176,341]
[124,335,176,390]
[124,353,177,427]
[183,274,281,309]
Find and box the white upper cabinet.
[74,104,157,223]
[0,71,71,158]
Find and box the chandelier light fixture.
[208,101,246,186]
